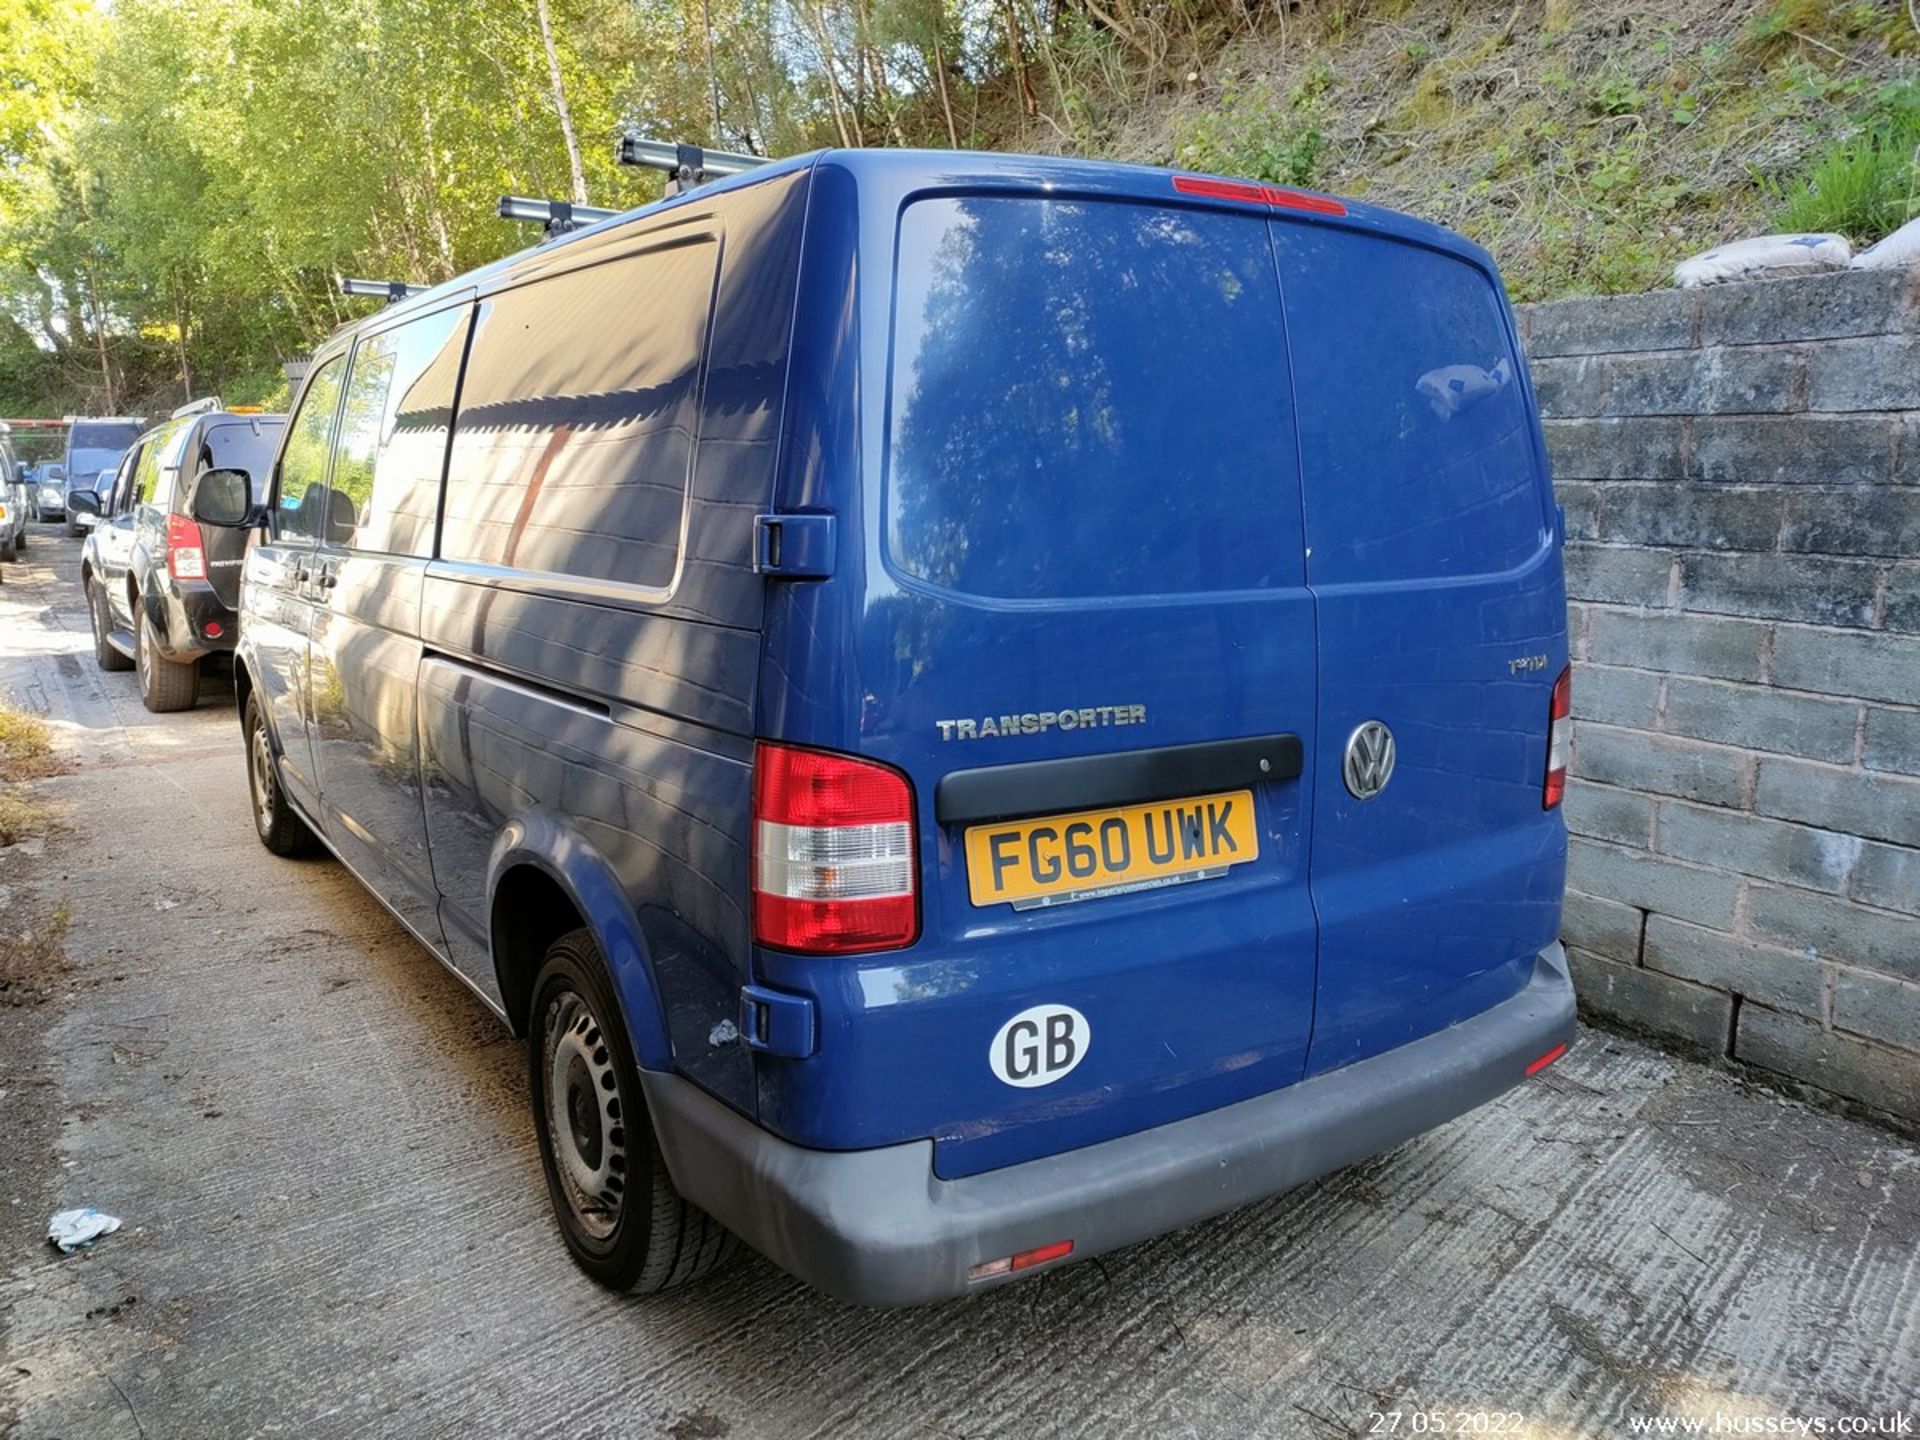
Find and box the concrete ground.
[1,527,1916,1440]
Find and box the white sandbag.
[1851,214,1920,271]
[1673,234,1852,288]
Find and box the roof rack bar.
[616,137,767,195]
[340,277,428,304]
[497,196,618,238]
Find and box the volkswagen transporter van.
[195,150,1576,1306]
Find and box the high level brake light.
[1543,666,1572,810]
[752,743,918,954]
[167,514,207,582]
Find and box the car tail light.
[167,514,207,581]
[1543,666,1572,810]
[752,742,918,954]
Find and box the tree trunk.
[931,33,959,147]
[802,0,861,145]
[173,281,193,403]
[1002,0,1039,118]
[700,0,724,143]
[85,262,115,412]
[534,0,588,204]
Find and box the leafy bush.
[1176,85,1329,187]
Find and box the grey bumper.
[643,942,1577,1307]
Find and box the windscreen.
[885,196,1296,600]
[67,421,142,485]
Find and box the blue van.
[192,149,1575,1305]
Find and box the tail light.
[1543,666,1572,809]
[166,514,207,581]
[752,742,918,954]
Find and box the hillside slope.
[1009,0,1918,299]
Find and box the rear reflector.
[166,514,207,582]
[968,1239,1075,1281]
[1172,173,1349,217]
[752,743,918,954]
[203,620,224,639]
[1543,665,1572,810]
[1526,1042,1568,1076]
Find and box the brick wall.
[1515,268,1920,1127]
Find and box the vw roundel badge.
[1343,720,1396,800]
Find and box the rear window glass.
[885,196,1297,600]
[1275,227,1546,583]
[203,421,286,504]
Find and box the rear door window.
[441,238,716,591]
[885,196,1299,600]
[327,305,469,556]
[203,421,289,505]
[1273,227,1547,584]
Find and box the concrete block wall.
[1515,268,1920,1127]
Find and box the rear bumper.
[643,942,1577,1306]
[152,580,238,661]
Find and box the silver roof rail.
[496,196,618,239]
[339,277,428,305]
[616,137,767,196]
[169,396,225,419]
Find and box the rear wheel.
[88,578,132,672]
[529,930,735,1294]
[135,605,199,712]
[244,692,317,857]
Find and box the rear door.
[1270,223,1568,1077]
[761,189,1323,1178]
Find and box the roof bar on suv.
[339,277,428,305]
[616,137,767,195]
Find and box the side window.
[441,238,716,590]
[150,423,192,511]
[112,447,142,516]
[327,305,469,556]
[277,356,346,543]
[132,428,173,508]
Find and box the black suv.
[78,402,285,711]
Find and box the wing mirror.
[66,490,101,516]
[186,467,257,528]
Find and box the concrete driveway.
[2,528,1916,1439]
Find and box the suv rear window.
[885,196,1298,600]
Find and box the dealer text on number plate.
[965,789,1259,909]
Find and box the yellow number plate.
[965,790,1259,909]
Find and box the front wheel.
[243,692,317,857]
[135,605,199,712]
[88,579,132,672]
[529,930,735,1294]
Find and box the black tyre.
[529,930,735,1294]
[135,605,199,712]
[244,692,318,857]
[88,578,132,672]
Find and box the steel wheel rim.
[248,721,275,836]
[542,989,627,1241]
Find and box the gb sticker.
[990,1004,1089,1088]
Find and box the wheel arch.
[486,809,672,1071]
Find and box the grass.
[0,703,62,845]
[1767,82,1920,239]
[0,705,61,783]
[0,900,71,1004]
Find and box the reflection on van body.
[225,149,1574,1306]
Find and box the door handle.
[319,571,338,590]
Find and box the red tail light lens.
[1543,666,1572,810]
[752,743,918,954]
[166,514,207,582]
